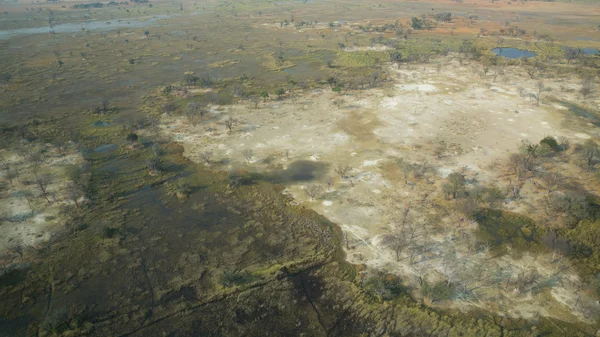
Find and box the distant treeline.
[71,0,145,8]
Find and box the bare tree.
[380,207,421,262]
[334,164,352,179]
[564,47,581,64]
[4,168,18,186]
[224,116,236,132]
[199,151,212,164]
[0,156,10,171]
[581,75,595,98]
[579,139,598,170]
[539,171,564,192]
[67,182,82,208]
[242,149,254,164]
[34,173,52,202]
[145,156,162,174]
[185,102,206,125]
[529,81,546,106]
[7,242,24,258]
[250,97,261,109]
[22,190,35,214]
[304,185,323,200]
[332,99,345,109]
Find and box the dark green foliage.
[221,272,260,287]
[544,192,592,227]
[72,2,103,8]
[183,74,200,86]
[126,133,139,142]
[421,280,456,302]
[434,12,452,22]
[227,172,253,188]
[0,73,12,83]
[275,88,286,98]
[332,85,343,93]
[475,209,544,250]
[540,136,559,152]
[361,272,408,302]
[102,226,120,238]
[327,77,336,87]
[390,51,402,64]
[411,17,424,30]
[442,172,466,199]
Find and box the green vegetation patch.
[475,209,546,251]
[336,50,390,68]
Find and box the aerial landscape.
[0,0,600,335]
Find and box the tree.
[390,52,402,65]
[411,17,424,30]
[35,173,52,202]
[242,149,253,164]
[144,30,150,37]
[162,102,177,115]
[543,191,591,227]
[145,156,162,174]
[327,77,336,88]
[224,116,236,132]
[305,185,323,200]
[65,163,88,188]
[564,47,581,64]
[580,139,599,170]
[539,171,564,193]
[509,153,529,179]
[67,182,83,208]
[332,99,345,109]
[581,75,595,98]
[126,133,139,143]
[442,172,466,199]
[529,81,546,106]
[275,88,286,99]
[4,168,18,186]
[334,164,352,179]
[185,102,205,125]
[539,136,559,152]
[380,207,421,262]
[183,74,199,86]
[260,91,269,101]
[199,151,212,164]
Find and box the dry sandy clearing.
[160,56,600,322]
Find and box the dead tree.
[34,173,52,203]
[334,164,352,179]
[529,81,545,106]
[199,151,212,164]
[224,116,236,132]
[305,185,323,200]
[242,149,254,164]
[539,171,564,193]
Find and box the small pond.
[582,48,599,55]
[491,47,536,59]
[94,144,118,153]
[0,15,173,40]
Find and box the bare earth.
[159,55,600,322]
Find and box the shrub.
[126,133,139,142]
[539,136,559,152]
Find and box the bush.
[539,136,559,152]
[421,280,456,302]
[102,226,120,238]
[126,133,139,142]
[361,272,408,302]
